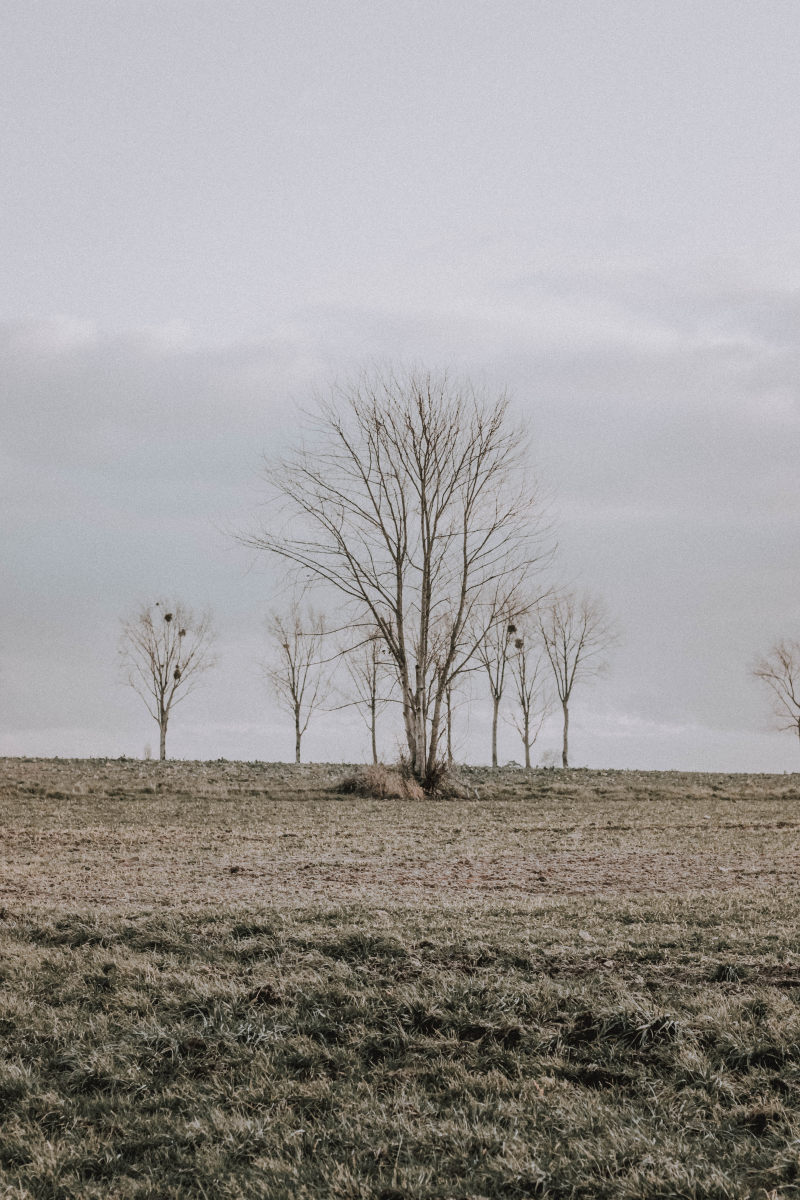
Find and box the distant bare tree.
[752,639,800,746]
[248,367,548,787]
[507,624,552,769]
[266,606,330,763]
[477,612,519,768]
[538,591,615,768]
[120,600,215,761]
[341,627,395,764]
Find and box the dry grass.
[1,758,800,1197]
[336,763,426,801]
[1,898,800,1198]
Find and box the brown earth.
[1,757,799,909]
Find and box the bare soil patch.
[2,758,798,909]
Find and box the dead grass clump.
[335,764,424,801]
[397,756,471,799]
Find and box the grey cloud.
[3,271,800,769]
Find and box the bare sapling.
[538,590,615,768]
[507,622,551,769]
[339,626,395,764]
[119,600,216,760]
[265,605,330,763]
[751,639,800,747]
[442,671,472,766]
[477,612,520,768]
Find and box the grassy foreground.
[1,760,799,1198]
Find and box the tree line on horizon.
[119,579,614,774]
[119,368,615,776]
[118,366,798,777]
[258,586,613,771]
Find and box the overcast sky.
[3,1,800,769]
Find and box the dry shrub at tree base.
[336,761,471,801]
[337,763,426,801]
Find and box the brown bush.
[396,755,471,798]
[336,764,425,801]
[335,761,474,800]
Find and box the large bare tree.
[120,600,215,760]
[507,622,552,769]
[751,639,800,746]
[249,368,547,786]
[265,605,330,763]
[538,590,615,768]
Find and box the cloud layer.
[2,264,799,768]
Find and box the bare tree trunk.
[414,662,426,775]
[492,694,500,768]
[426,686,446,782]
[370,699,377,765]
[401,683,416,768]
[295,709,301,764]
[523,711,531,770]
[561,699,569,768]
[159,715,167,762]
[446,686,453,765]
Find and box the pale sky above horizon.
[3,1,800,770]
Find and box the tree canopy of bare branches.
[538,590,615,768]
[265,606,330,763]
[751,639,800,745]
[119,600,215,760]
[249,368,548,785]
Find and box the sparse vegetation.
[1,758,800,1197]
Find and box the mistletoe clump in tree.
[120,600,215,760]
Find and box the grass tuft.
[1,902,799,1197]
[336,763,426,800]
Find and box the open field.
[1,759,799,1198]
[2,758,800,908]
